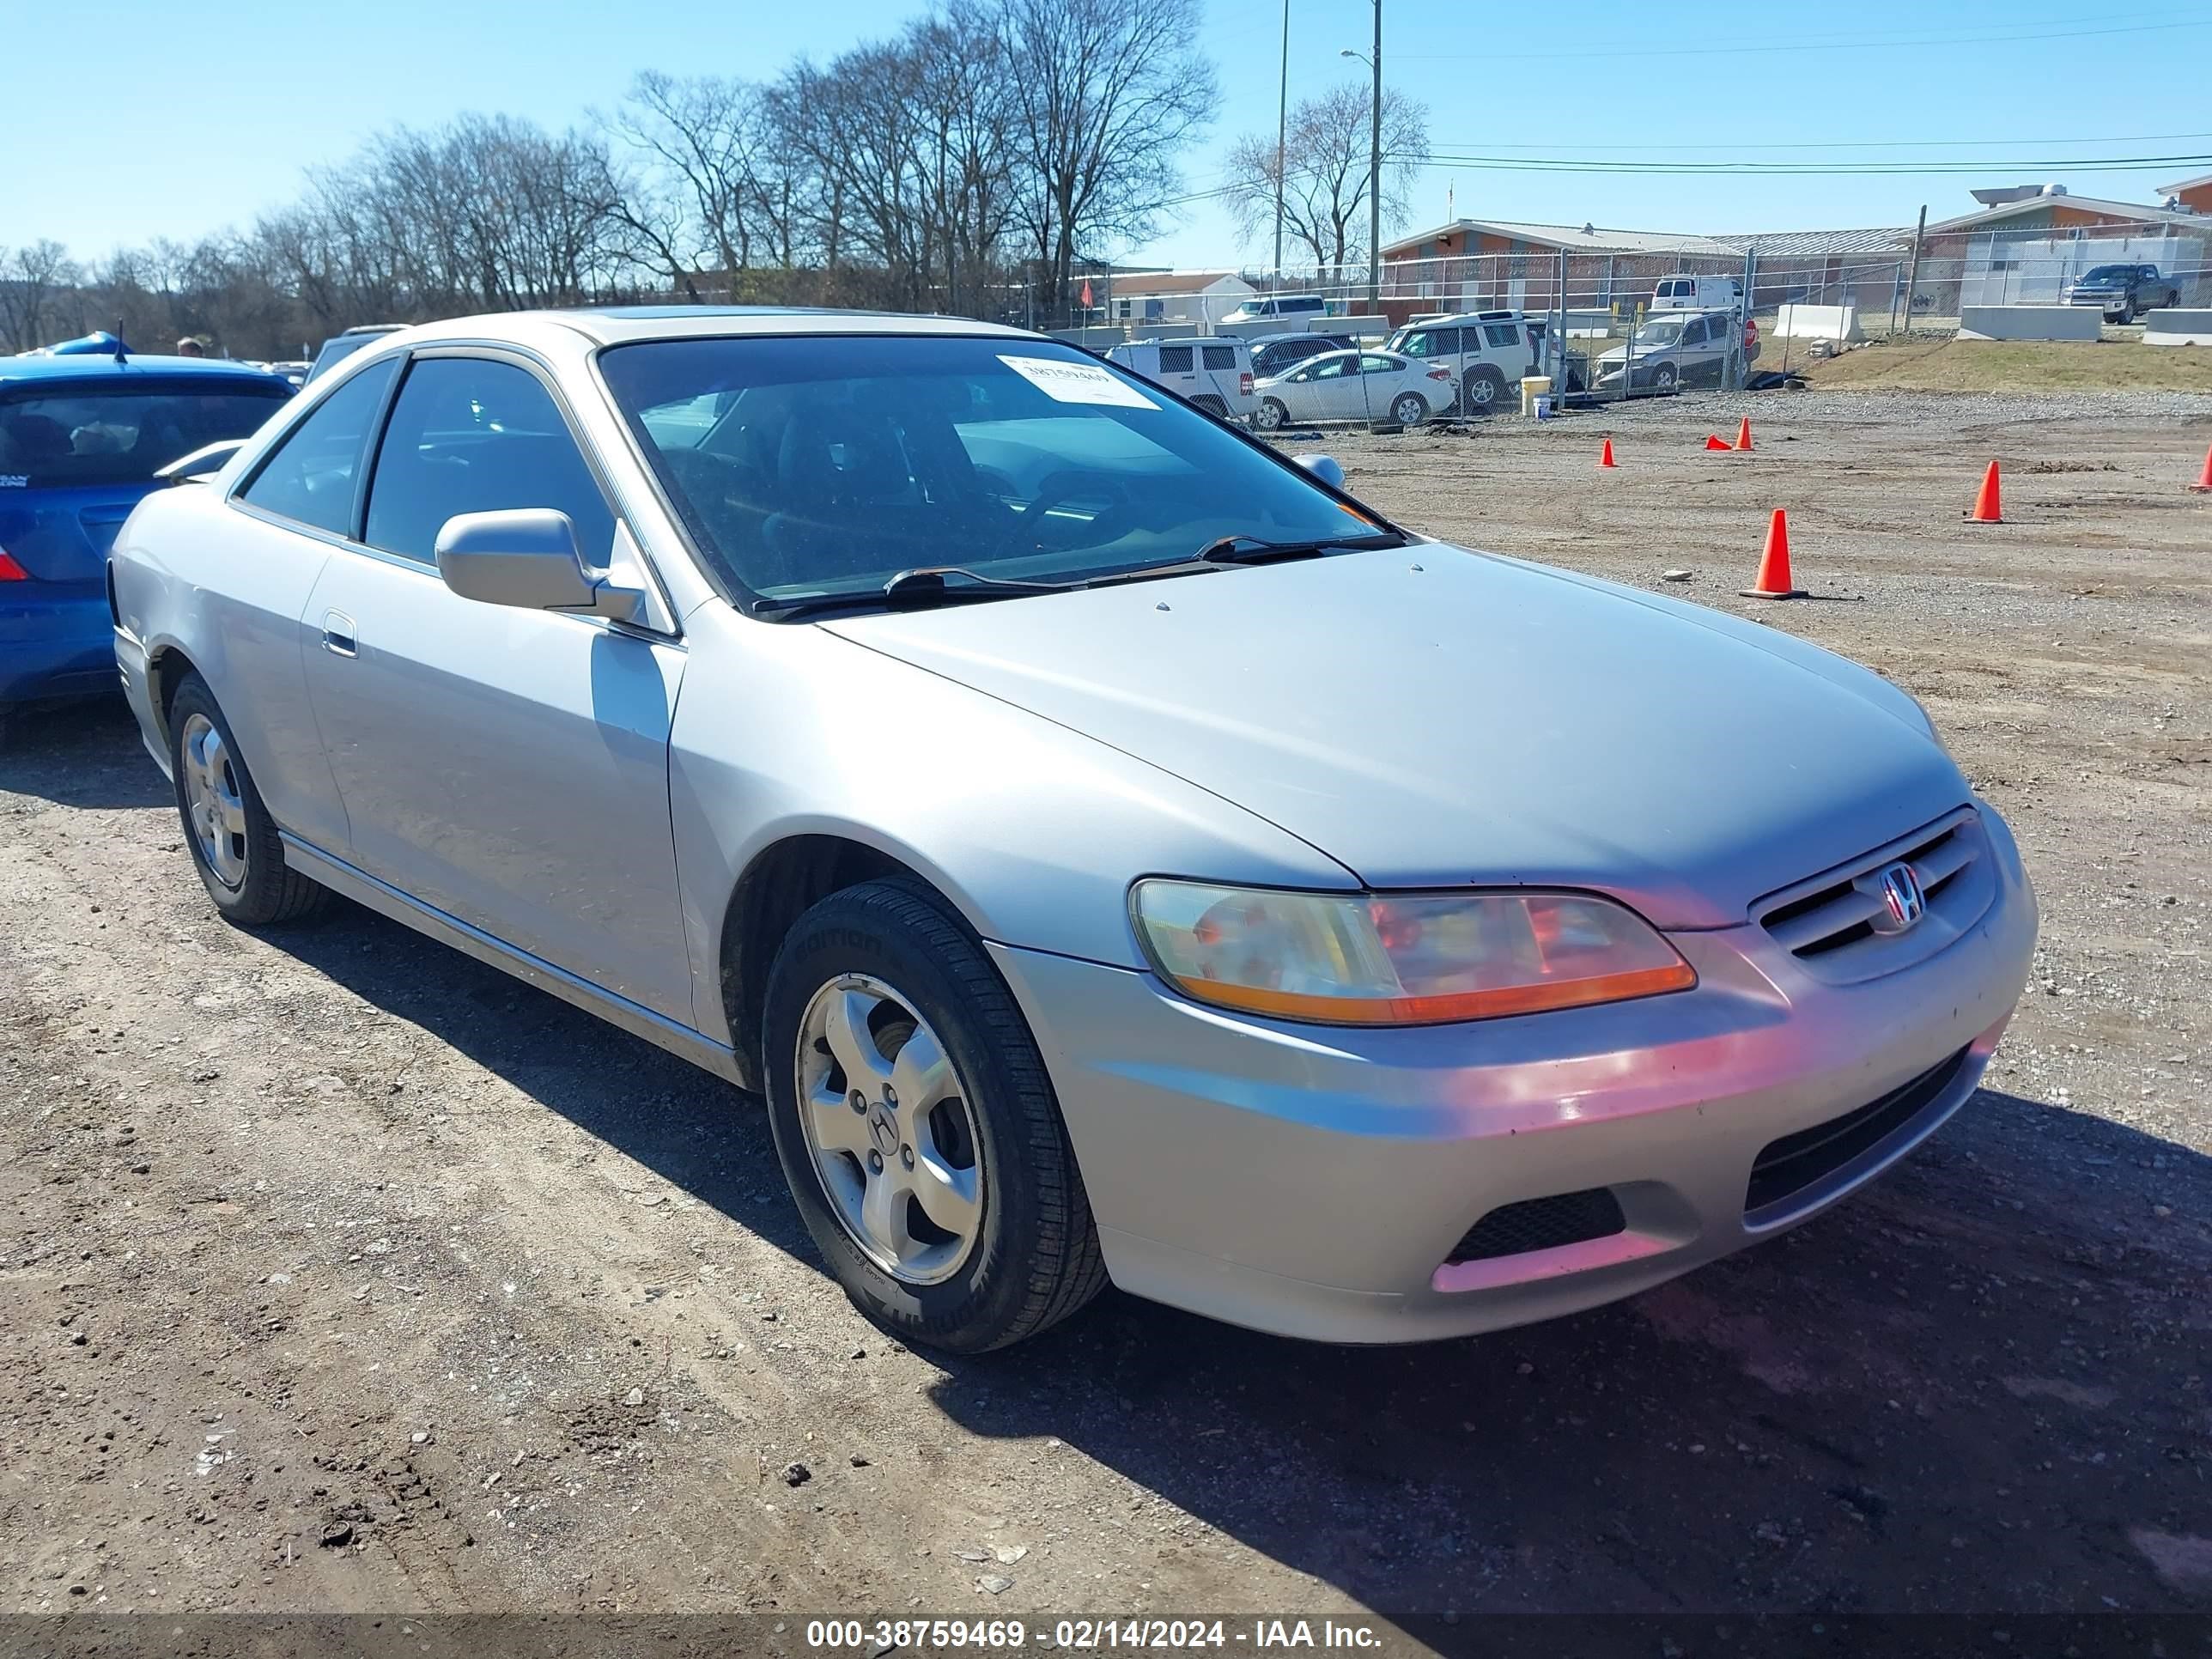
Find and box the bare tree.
[0,240,85,352]
[1000,0,1217,319]
[605,71,797,296]
[1223,82,1427,281]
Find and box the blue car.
[1,351,293,718]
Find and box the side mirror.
[433,508,647,625]
[156,438,246,484]
[1292,454,1345,490]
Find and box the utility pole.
[1367,0,1382,315]
[1902,204,1927,336]
[1273,0,1288,289]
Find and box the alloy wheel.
[179,713,249,890]
[793,974,986,1285]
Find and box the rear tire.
[1390,392,1429,426]
[167,673,329,927]
[761,878,1108,1353]
[1459,368,1507,415]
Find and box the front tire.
[167,673,329,927]
[1255,398,1289,431]
[761,879,1108,1353]
[1652,362,1679,393]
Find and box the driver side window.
[1308,357,1351,380]
[363,357,616,568]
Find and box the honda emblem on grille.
[1873,861,1926,933]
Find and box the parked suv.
[1386,312,1537,413]
[2061,264,2179,323]
[1592,308,1753,394]
[1103,338,1256,422]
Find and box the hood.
[820,548,1969,930]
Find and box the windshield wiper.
[1082,530,1408,588]
[750,564,1077,619]
[1189,531,1407,565]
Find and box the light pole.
[1340,0,1382,315]
[1273,0,1288,289]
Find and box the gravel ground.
[0,389,2206,1642]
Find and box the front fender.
[667,606,1358,1047]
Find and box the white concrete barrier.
[1773,304,1865,343]
[1957,306,2101,342]
[2142,308,2212,346]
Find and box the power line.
[1414,13,2212,61]
[1425,131,2212,155]
[1418,151,2212,176]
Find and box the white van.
[1219,295,1329,326]
[1651,274,1743,313]
[1103,337,1258,423]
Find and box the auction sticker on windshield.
[1000,355,1158,410]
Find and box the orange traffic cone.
[2189,443,2212,494]
[1705,434,1732,452]
[1735,416,1753,451]
[1740,510,1805,599]
[1966,461,2004,523]
[1600,438,1617,468]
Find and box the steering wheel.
[1022,471,1137,545]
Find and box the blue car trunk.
[1,359,292,702]
[0,480,152,585]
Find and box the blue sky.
[7,0,2209,270]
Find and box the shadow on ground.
[0,698,169,810]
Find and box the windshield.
[1630,318,1686,349]
[2079,265,2132,283]
[599,335,1384,608]
[0,381,290,489]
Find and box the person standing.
[174,337,206,358]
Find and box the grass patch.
[1779,337,2212,393]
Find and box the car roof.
[1399,310,1525,327]
[0,353,295,390]
[386,305,1040,351]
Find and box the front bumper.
[993,806,2036,1343]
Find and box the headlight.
[1129,880,1696,1026]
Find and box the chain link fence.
[1040,220,2212,406]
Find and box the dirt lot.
[2,388,2208,1644]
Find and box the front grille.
[1744,1047,1970,1216]
[1447,1188,1626,1264]
[1753,809,1989,978]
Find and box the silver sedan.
[109,307,2036,1352]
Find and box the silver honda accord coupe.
[108,307,2036,1352]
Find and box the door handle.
[321,610,358,658]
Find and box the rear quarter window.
[1200,345,1237,371]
